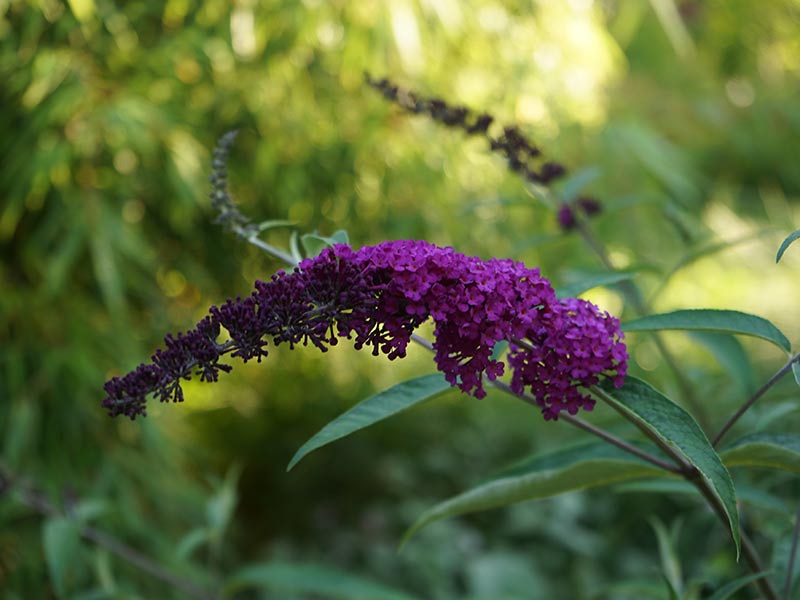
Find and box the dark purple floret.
[103,241,626,420]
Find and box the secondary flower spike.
[103,241,627,420]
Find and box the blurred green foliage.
[2,0,800,597]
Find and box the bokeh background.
[3,0,800,598]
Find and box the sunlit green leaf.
[288,374,452,471]
[622,309,791,353]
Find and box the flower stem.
[589,384,693,472]
[410,334,680,474]
[237,226,299,266]
[491,380,682,473]
[712,353,800,448]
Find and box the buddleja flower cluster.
[103,241,627,421]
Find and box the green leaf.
[43,516,81,596]
[224,562,421,600]
[300,230,350,257]
[402,440,668,546]
[622,309,791,353]
[688,332,757,394]
[754,401,800,432]
[289,230,303,263]
[288,374,452,471]
[721,433,800,474]
[3,399,37,469]
[793,362,800,387]
[206,464,241,531]
[597,376,740,557]
[555,271,638,299]
[649,517,683,598]
[329,229,349,245]
[176,528,211,560]
[704,572,772,600]
[490,340,509,361]
[776,228,800,263]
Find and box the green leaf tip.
[287,374,452,471]
[776,228,800,263]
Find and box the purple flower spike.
[103,241,626,421]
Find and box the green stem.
[712,353,800,448]
[589,384,693,472]
[233,225,299,266]
[491,381,681,474]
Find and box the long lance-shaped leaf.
[287,374,451,471]
[721,433,800,474]
[622,309,791,353]
[402,440,668,546]
[597,376,740,557]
